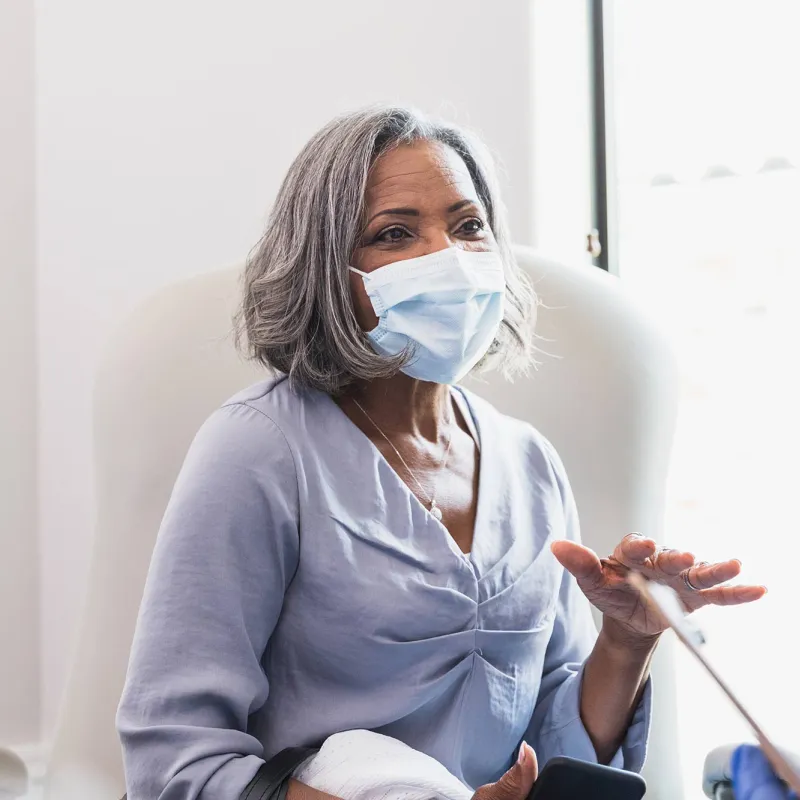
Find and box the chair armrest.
[0,747,28,799]
[703,745,737,798]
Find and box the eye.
[374,225,412,244]
[457,217,486,236]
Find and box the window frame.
[588,0,619,274]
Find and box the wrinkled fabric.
[117,376,651,800]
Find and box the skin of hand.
[553,532,767,763]
[286,779,343,800]
[471,742,538,800]
[552,532,767,643]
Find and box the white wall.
[35,0,536,736]
[530,0,595,266]
[0,0,40,747]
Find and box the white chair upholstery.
[0,749,27,800]
[41,246,682,799]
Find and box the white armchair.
[0,749,26,800]
[31,246,681,799]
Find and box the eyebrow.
[366,199,479,226]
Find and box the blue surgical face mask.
[349,247,506,384]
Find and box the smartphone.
[526,756,647,800]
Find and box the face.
[349,140,498,332]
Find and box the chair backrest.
[45,246,682,799]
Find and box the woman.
[116,106,765,800]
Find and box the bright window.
[609,1,800,796]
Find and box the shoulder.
[222,375,323,437]
[186,376,306,480]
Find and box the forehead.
[364,140,480,210]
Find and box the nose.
[422,230,458,257]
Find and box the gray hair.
[236,105,537,395]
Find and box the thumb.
[551,540,604,590]
[473,743,538,800]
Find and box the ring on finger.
[683,568,702,592]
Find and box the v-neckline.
[322,386,488,568]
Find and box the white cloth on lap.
[293,730,474,800]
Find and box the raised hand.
[552,533,766,640]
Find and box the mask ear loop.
[348,266,369,277]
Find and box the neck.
[346,373,451,442]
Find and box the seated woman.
[116,106,765,800]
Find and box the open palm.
[552,533,767,638]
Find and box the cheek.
[349,273,379,332]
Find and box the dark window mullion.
[588,0,619,274]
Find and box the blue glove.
[732,745,796,800]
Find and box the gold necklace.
[352,397,453,522]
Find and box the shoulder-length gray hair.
[236,105,537,395]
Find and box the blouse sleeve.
[116,402,300,800]
[524,440,652,772]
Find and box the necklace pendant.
[430,501,443,521]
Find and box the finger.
[522,743,538,784]
[654,548,696,577]
[685,559,742,590]
[614,535,695,576]
[615,533,657,565]
[551,540,604,590]
[474,742,538,800]
[699,584,767,606]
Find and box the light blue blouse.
[117,377,651,800]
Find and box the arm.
[524,443,652,771]
[580,621,658,764]
[117,402,305,800]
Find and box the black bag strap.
[240,747,319,800]
[120,745,317,800]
